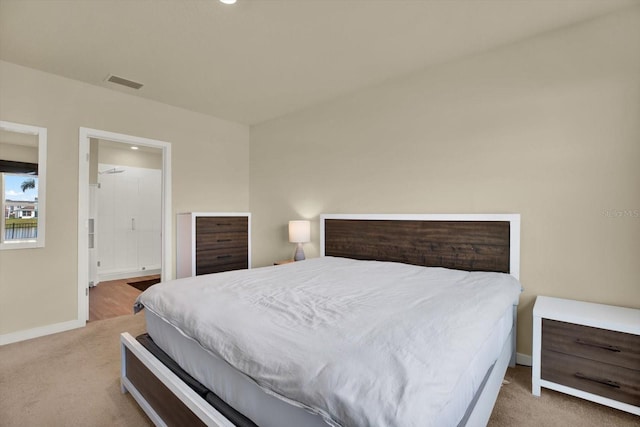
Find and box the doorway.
[78,128,172,324]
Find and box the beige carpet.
[0,313,151,427]
[489,362,638,426]
[1,314,638,427]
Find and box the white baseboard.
[516,352,532,366]
[98,268,161,282]
[0,318,85,346]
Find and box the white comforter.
[136,257,521,427]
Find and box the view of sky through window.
[4,174,38,202]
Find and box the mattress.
[145,304,514,427]
[139,257,519,427]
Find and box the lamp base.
[294,243,305,261]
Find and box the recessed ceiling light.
[131,146,139,150]
[219,0,236,4]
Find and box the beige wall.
[250,8,640,356]
[0,60,249,336]
[98,141,163,170]
[0,141,38,164]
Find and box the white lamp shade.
[289,220,310,243]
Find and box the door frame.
[78,127,172,323]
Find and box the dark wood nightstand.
[532,296,640,415]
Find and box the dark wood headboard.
[321,214,520,278]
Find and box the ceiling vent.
[105,74,144,90]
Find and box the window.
[2,171,38,240]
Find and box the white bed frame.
[121,332,234,427]
[121,213,521,427]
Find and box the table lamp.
[289,220,310,261]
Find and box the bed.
[121,213,522,427]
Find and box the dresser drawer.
[196,231,248,251]
[196,261,248,275]
[542,319,640,370]
[541,349,640,407]
[196,216,248,233]
[195,247,248,275]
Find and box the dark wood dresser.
[177,212,250,278]
[532,296,640,415]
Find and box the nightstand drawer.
[542,319,640,370]
[541,350,640,406]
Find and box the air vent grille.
[106,74,143,90]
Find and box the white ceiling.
[1,0,637,125]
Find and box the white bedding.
[136,256,522,427]
[144,303,514,427]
